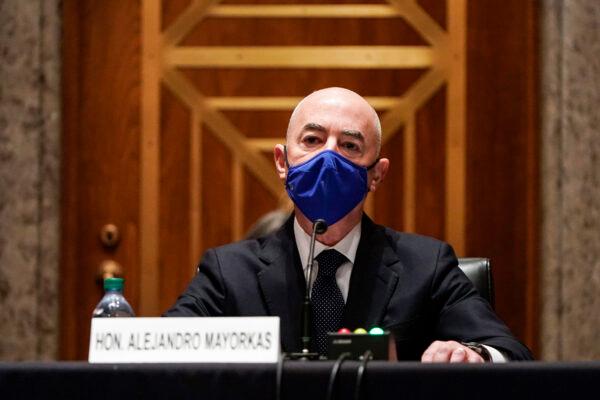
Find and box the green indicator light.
[354,328,367,334]
[369,327,385,335]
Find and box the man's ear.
[368,157,389,192]
[273,144,287,182]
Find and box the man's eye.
[342,142,360,152]
[303,136,321,145]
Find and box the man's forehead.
[299,90,365,113]
[293,97,373,131]
[286,87,382,153]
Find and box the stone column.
[541,0,600,360]
[0,0,61,360]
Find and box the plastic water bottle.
[92,277,135,317]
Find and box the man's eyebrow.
[302,122,326,132]
[341,129,365,142]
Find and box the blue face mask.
[285,149,378,226]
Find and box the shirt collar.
[294,216,362,270]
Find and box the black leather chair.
[458,258,495,309]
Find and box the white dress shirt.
[292,216,506,362]
[293,217,361,302]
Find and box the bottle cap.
[104,277,124,291]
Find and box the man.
[165,87,532,362]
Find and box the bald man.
[165,88,532,362]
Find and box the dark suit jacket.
[165,215,532,360]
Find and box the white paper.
[88,317,280,363]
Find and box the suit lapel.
[256,217,305,352]
[343,215,400,329]
[255,214,400,349]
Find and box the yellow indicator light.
[353,328,367,334]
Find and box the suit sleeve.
[163,248,227,317]
[431,243,533,360]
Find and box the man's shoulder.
[367,220,453,267]
[363,214,445,246]
[380,226,447,250]
[210,237,265,257]
[207,227,288,261]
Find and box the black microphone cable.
[353,350,373,400]
[326,352,352,400]
[275,352,290,400]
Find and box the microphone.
[300,218,328,356]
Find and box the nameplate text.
[88,317,280,363]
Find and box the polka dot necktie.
[311,249,347,355]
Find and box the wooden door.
[61,0,538,359]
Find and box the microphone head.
[313,219,328,234]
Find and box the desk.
[1,361,598,399]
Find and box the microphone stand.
[288,218,328,360]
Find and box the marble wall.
[0,0,60,360]
[541,0,600,360]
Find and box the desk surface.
[1,361,599,400]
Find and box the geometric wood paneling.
[140,0,466,316]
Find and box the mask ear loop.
[365,158,380,192]
[284,145,290,168]
[366,158,380,170]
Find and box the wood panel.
[158,86,193,313]
[61,0,141,360]
[415,86,446,239]
[466,0,539,355]
[142,1,465,320]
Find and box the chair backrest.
[457,258,495,309]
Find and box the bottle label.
[88,317,280,363]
